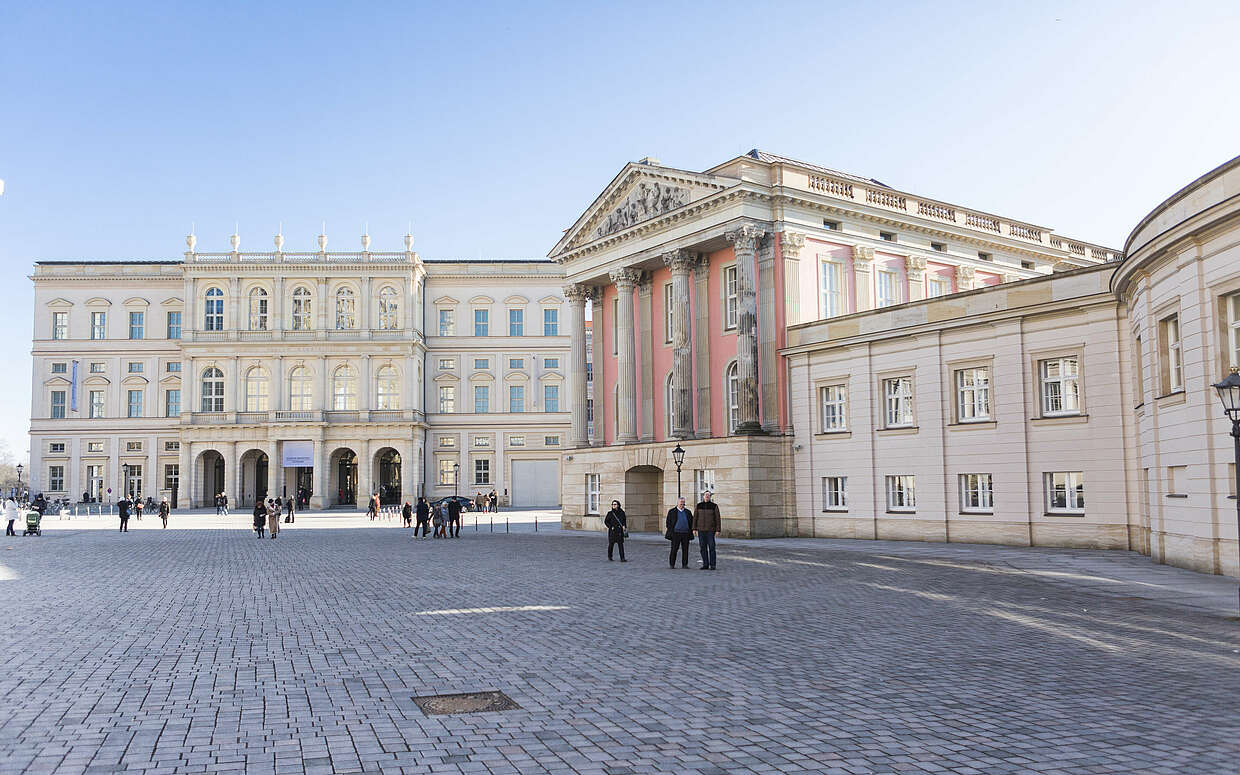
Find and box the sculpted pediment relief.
[594,180,689,240]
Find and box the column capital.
[725,224,767,254]
[779,231,806,259]
[955,264,976,284]
[1001,272,1020,284]
[661,248,697,274]
[905,255,927,280]
[637,277,653,298]
[692,255,711,282]
[609,267,643,290]
[562,283,595,303]
[852,244,875,264]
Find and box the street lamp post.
[672,444,686,500]
[453,462,461,499]
[15,463,23,502]
[1211,368,1240,615]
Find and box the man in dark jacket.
[415,497,430,539]
[665,497,693,569]
[447,497,462,537]
[693,491,722,570]
[117,496,132,533]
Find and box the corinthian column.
[662,249,695,438]
[563,284,593,448]
[955,264,976,292]
[609,267,642,443]
[726,225,766,435]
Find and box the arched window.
[204,287,224,331]
[289,366,312,411]
[248,288,268,330]
[378,286,399,330]
[335,287,356,329]
[291,287,312,331]
[726,362,739,433]
[201,367,224,412]
[665,371,674,436]
[376,365,400,410]
[332,364,358,410]
[245,367,269,411]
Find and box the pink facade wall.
[926,262,955,293]
[599,284,617,445]
[803,238,856,316]
[977,271,1002,287]
[650,265,674,442]
[874,251,907,304]
[707,247,739,435]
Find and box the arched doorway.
[239,449,269,506]
[330,448,357,506]
[623,465,665,532]
[374,447,401,505]
[198,450,225,508]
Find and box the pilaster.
[311,438,326,509]
[906,256,927,302]
[591,291,606,446]
[757,234,779,433]
[852,245,875,312]
[780,232,806,326]
[564,284,592,448]
[692,257,712,438]
[610,267,642,443]
[638,278,654,442]
[956,264,976,292]
[726,225,766,435]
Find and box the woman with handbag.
[603,500,628,562]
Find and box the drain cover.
[413,691,521,715]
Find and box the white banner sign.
[282,440,314,468]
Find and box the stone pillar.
[177,442,190,509]
[358,439,372,505]
[271,274,283,332]
[692,257,712,438]
[316,277,329,337]
[756,234,779,433]
[311,438,326,509]
[638,278,654,442]
[955,264,975,292]
[226,441,240,510]
[663,249,695,439]
[360,354,371,411]
[564,284,591,448]
[906,256,927,302]
[609,267,641,443]
[781,232,806,326]
[272,356,284,412]
[852,245,875,312]
[228,277,241,340]
[401,438,417,504]
[726,225,766,435]
[590,292,606,446]
[271,440,284,500]
[360,276,371,332]
[146,437,158,502]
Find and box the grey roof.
[746,149,890,188]
[35,260,181,265]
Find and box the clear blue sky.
[1,0,1238,463]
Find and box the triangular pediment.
[550,162,735,257]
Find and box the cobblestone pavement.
[1,521,1238,775]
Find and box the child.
[252,501,266,539]
[432,504,445,538]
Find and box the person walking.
[3,495,18,537]
[285,496,295,524]
[367,494,378,521]
[665,497,693,569]
[447,497,462,538]
[604,500,627,562]
[222,493,229,517]
[694,491,721,570]
[488,489,498,513]
[117,495,132,533]
[252,500,266,539]
[134,497,143,521]
[158,496,170,528]
[432,501,445,538]
[401,500,413,529]
[415,497,430,538]
[267,498,280,539]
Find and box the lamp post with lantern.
[672,444,686,500]
[1211,367,1240,615]
[15,463,23,502]
[453,462,461,500]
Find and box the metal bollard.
[535,516,538,532]
[506,518,509,534]
[490,517,493,533]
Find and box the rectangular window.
[544,357,559,369]
[876,270,899,308]
[473,436,492,448]
[127,361,144,374]
[474,308,489,336]
[1040,357,1081,416]
[822,476,847,510]
[167,361,181,373]
[474,385,489,413]
[664,282,674,343]
[438,459,456,486]
[474,358,489,370]
[90,311,106,340]
[89,362,105,374]
[1228,293,1240,369]
[89,390,105,418]
[164,441,180,452]
[956,367,991,422]
[1021,260,1034,270]
[883,377,914,427]
[508,308,524,336]
[52,311,68,340]
[438,308,455,336]
[164,464,179,492]
[509,385,525,413]
[87,442,103,453]
[927,277,950,298]
[509,434,525,447]
[48,466,64,491]
[128,311,144,340]
[694,469,716,503]
[959,473,994,513]
[886,475,916,511]
[612,298,620,354]
[1167,465,1187,497]
[978,251,992,262]
[1133,335,1144,405]
[1161,314,1182,393]
[127,389,143,418]
[544,384,560,412]
[931,242,946,252]
[724,265,739,329]
[819,260,845,318]
[543,308,559,336]
[544,435,560,446]
[125,441,143,452]
[1046,471,1085,513]
[438,436,456,448]
[166,311,181,339]
[48,442,65,453]
[439,386,455,413]
[509,358,524,369]
[165,389,181,417]
[50,362,67,373]
[880,231,897,242]
[820,384,847,432]
[474,458,491,485]
[438,358,456,370]
[586,473,601,514]
[822,219,840,231]
[50,391,66,419]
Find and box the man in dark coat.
[415,497,430,539]
[117,496,132,533]
[665,497,693,569]
[447,497,462,537]
[693,491,722,570]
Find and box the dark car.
[430,496,475,513]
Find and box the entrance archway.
[623,465,665,532]
[197,450,225,508]
[374,447,401,504]
[329,448,357,506]
[239,448,269,506]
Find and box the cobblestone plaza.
[1,517,1238,774]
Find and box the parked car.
[430,495,476,513]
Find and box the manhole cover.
[413,691,521,715]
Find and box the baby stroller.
[23,510,41,536]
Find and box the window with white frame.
[50,391,66,419]
[128,311,144,340]
[508,308,524,336]
[375,366,400,410]
[166,311,181,339]
[664,372,674,435]
[956,367,991,422]
[663,282,674,343]
[89,362,104,373]
[474,458,491,485]
[127,361,143,374]
[509,385,525,413]
[544,384,559,412]
[875,270,899,308]
[473,436,491,448]
[585,473,601,514]
[1228,293,1240,368]
[1133,334,1144,405]
[52,311,68,340]
[883,377,914,427]
[245,368,269,411]
[819,259,845,318]
[474,308,489,336]
[87,442,103,453]
[1045,471,1085,513]
[438,436,456,448]
[127,389,143,418]
[474,385,489,413]
[509,434,525,447]
[927,276,951,298]
[726,362,739,432]
[164,464,179,492]
[439,385,455,413]
[820,384,847,432]
[694,469,716,503]
[1040,357,1080,416]
[51,362,67,374]
[437,459,455,485]
[249,288,268,330]
[335,288,356,329]
[200,368,224,412]
[438,308,455,336]
[331,365,357,410]
[164,441,180,452]
[886,475,916,511]
[544,435,560,446]
[49,442,65,453]
[543,307,559,336]
[544,357,559,369]
[822,476,847,510]
[89,389,105,418]
[203,287,223,330]
[125,441,143,452]
[509,358,524,369]
[288,367,312,411]
[724,265,739,329]
[377,286,399,329]
[1161,314,1182,393]
[164,389,180,417]
[166,361,181,372]
[90,311,106,339]
[474,358,489,370]
[959,473,994,513]
[48,465,64,491]
[291,287,312,330]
